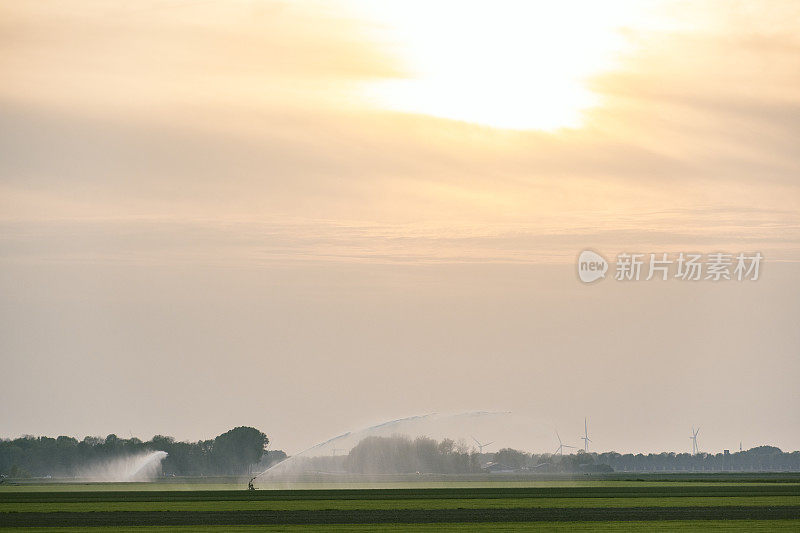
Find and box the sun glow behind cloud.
[354,0,659,130]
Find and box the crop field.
[2,477,799,531]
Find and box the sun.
[353,1,649,131]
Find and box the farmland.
[1,475,799,530]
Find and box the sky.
[1,0,798,455]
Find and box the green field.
[3,523,800,532]
[2,476,799,530]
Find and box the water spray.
[250,411,515,484]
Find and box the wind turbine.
[472,436,494,454]
[690,426,700,455]
[579,418,591,452]
[554,431,575,456]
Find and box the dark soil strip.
[4,485,800,504]
[2,506,800,527]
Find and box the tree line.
[0,427,286,478]
[491,445,800,473]
[4,428,798,479]
[343,437,800,474]
[286,440,800,475]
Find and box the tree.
[493,448,529,469]
[212,427,268,474]
[344,435,480,474]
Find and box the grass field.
[3,523,800,532]
[2,475,799,530]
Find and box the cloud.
[0,0,798,266]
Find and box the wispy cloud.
[1,0,798,265]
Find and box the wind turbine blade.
[556,431,562,445]
[472,436,481,446]
[484,442,494,447]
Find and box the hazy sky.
[1,1,798,455]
